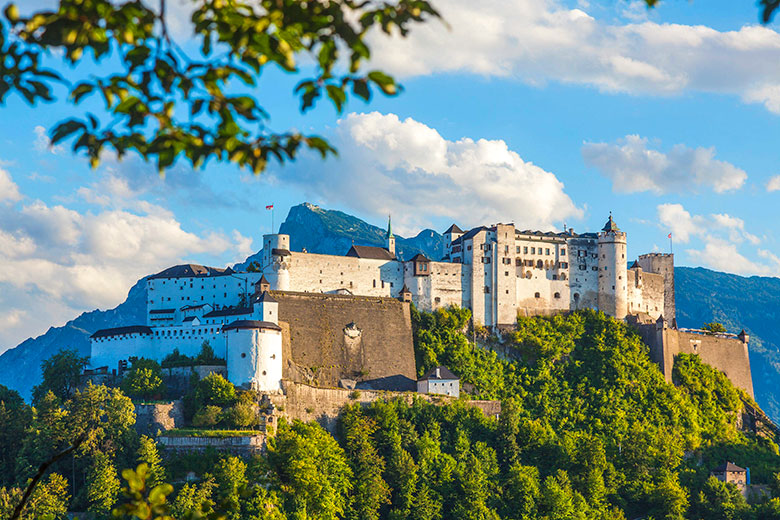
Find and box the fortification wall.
[159,434,266,455]
[134,401,185,436]
[567,239,599,311]
[406,261,470,311]
[626,270,665,319]
[271,380,502,433]
[633,321,754,398]
[272,291,417,391]
[288,252,403,297]
[638,253,675,320]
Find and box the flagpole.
[272,208,275,234]
[669,234,673,254]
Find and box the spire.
[386,215,394,239]
[602,212,620,232]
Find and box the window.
[536,260,543,268]
[484,286,490,293]
[482,257,491,264]
[559,262,568,268]
[516,258,522,266]
[505,271,509,276]
[552,274,558,280]
[467,245,472,251]
[534,292,541,298]
[592,266,598,271]
[554,292,561,299]
[573,293,580,300]
[546,248,550,255]
[434,297,441,303]
[531,247,536,254]
[525,272,532,279]
[561,248,566,255]
[373,280,376,288]
[516,246,521,253]
[524,246,528,254]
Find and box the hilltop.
[3,203,780,421]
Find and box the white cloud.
[657,203,773,276]
[366,0,780,114]
[274,112,582,233]
[33,125,64,155]
[582,135,747,194]
[767,175,780,192]
[0,168,22,203]
[0,165,253,350]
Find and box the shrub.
[193,406,223,428]
[223,402,257,429]
[195,373,237,407]
[121,359,164,400]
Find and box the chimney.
[435,367,441,378]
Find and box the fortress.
[89,213,754,397]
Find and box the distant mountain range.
[3,202,780,421]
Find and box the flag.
[668,233,672,239]
[266,204,274,210]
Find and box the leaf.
[326,85,346,112]
[352,79,370,101]
[3,4,19,23]
[50,119,86,144]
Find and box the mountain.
[3,202,780,421]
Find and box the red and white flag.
[668,233,672,239]
[266,204,274,210]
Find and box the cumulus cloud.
[0,168,22,203]
[366,0,780,114]
[582,135,747,194]
[274,112,582,233]
[767,175,780,192]
[33,125,64,155]
[657,203,771,276]
[0,164,253,350]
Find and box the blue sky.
[2,0,780,350]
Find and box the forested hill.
[3,203,780,421]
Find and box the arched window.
[573,293,580,300]
[560,273,567,280]
[554,292,561,299]
[536,260,543,269]
[534,292,541,298]
[525,271,532,279]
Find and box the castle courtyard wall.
[287,252,403,297]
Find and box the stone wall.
[288,251,403,297]
[632,319,754,398]
[159,433,266,455]
[134,401,184,436]
[270,380,502,433]
[273,291,417,391]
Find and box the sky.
[2,0,780,351]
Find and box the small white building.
[417,366,460,397]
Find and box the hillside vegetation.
[4,308,780,519]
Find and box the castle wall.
[287,252,403,297]
[638,254,675,320]
[147,273,263,319]
[626,270,665,319]
[598,230,628,319]
[272,291,417,391]
[567,238,599,312]
[633,321,754,398]
[134,401,184,436]
[404,261,470,311]
[225,327,283,391]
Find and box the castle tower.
[254,290,278,322]
[262,234,291,291]
[637,253,675,322]
[386,216,396,257]
[224,320,283,392]
[597,214,628,319]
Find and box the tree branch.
[10,434,86,520]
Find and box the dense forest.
[2,308,780,519]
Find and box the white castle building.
[90,214,674,386]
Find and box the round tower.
[597,214,628,319]
[224,320,283,392]
[262,234,291,291]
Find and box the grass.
[160,428,263,438]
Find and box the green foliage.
[267,419,353,520]
[86,452,121,518]
[122,358,165,401]
[162,343,226,368]
[136,436,166,489]
[31,349,88,404]
[222,402,258,429]
[196,342,223,365]
[0,385,32,487]
[0,0,439,173]
[703,322,729,333]
[0,473,69,520]
[195,373,237,407]
[193,405,223,428]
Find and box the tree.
[212,456,248,520]
[703,322,728,334]
[31,349,88,404]
[122,365,165,401]
[196,342,224,365]
[0,385,33,487]
[136,436,166,489]
[195,373,237,407]
[0,473,70,520]
[86,452,121,518]
[0,0,439,173]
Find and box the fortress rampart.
[631,316,754,398]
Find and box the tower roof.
[257,291,277,303]
[712,462,746,473]
[602,214,620,232]
[386,215,394,239]
[444,223,464,234]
